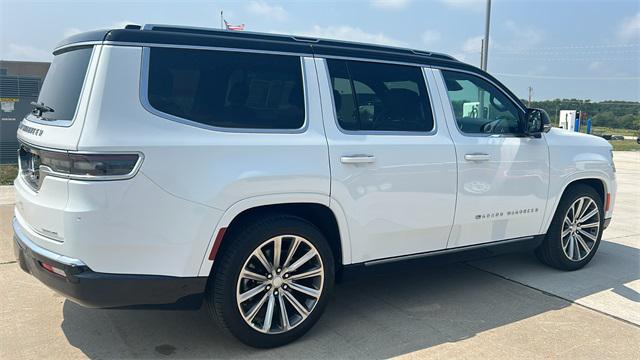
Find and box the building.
[0,60,50,164]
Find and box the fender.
[539,171,612,234]
[197,193,352,276]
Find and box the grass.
[591,126,638,137]
[0,164,18,186]
[610,139,640,151]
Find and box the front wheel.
[536,184,604,270]
[207,215,335,348]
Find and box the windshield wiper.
[30,101,55,118]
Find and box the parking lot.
[1,152,638,359]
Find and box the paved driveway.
[1,152,638,359]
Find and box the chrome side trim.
[364,236,536,266]
[13,217,86,267]
[138,47,309,134]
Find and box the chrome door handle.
[464,153,491,162]
[340,154,376,164]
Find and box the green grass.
[0,164,18,186]
[591,126,638,137]
[610,139,640,151]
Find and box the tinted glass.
[442,70,521,135]
[148,48,305,129]
[36,47,93,121]
[327,59,434,132]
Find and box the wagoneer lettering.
[13,24,617,348]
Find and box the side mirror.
[524,108,551,137]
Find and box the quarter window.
[441,70,522,135]
[147,48,305,130]
[327,59,434,132]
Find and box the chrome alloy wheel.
[236,235,324,334]
[561,196,601,262]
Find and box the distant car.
[601,134,613,140]
[636,136,640,144]
[611,135,625,141]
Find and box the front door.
[434,68,549,248]
[315,58,457,263]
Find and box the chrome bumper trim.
[12,217,86,267]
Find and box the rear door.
[315,58,457,263]
[433,68,549,248]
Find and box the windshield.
[36,47,92,121]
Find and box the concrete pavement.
[1,152,638,359]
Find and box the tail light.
[19,145,142,190]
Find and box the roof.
[54,24,525,109]
[55,24,461,66]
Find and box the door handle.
[464,153,491,162]
[340,154,376,164]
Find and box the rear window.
[147,48,305,130]
[36,47,93,121]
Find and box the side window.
[147,48,305,130]
[327,59,434,132]
[441,70,522,135]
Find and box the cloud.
[617,12,640,41]
[63,20,135,39]
[422,30,441,46]
[503,20,543,51]
[63,27,83,38]
[3,44,52,61]
[246,1,287,21]
[439,0,484,11]
[371,0,410,9]
[285,25,406,47]
[462,35,484,54]
[589,61,602,71]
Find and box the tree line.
[524,99,639,130]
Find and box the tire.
[536,184,604,270]
[206,214,335,348]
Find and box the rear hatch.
[17,45,97,150]
[15,45,99,244]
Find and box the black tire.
[536,184,604,270]
[206,214,335,348]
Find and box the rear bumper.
[13,217,207,309]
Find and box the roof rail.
[130,24,458,63]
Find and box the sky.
[1,0,639,102]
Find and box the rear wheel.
[207,215,334,348]
[536,184,604,270]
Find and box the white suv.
[13,25,616,347]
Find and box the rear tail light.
[19,145,142,190]
[40,152,141,178]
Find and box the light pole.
[481,0,491,71]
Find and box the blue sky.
[1,0,639,101]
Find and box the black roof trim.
[51,24,526,109]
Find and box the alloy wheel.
[236,235,324,334]
[561,196,601,262]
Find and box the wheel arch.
[540,176,609,234]
[197,194,350,277]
